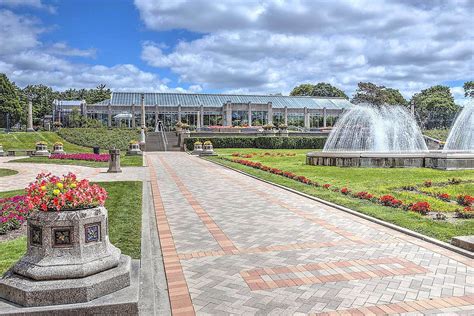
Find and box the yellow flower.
[53,189,60,195]
[40,186,46,191]
[70,183,77,188]
[56,183,64,189]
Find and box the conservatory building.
[84,92,352,130]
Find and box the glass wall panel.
[287,113,304,127]
[203,112,223,126]
[310,114,321,128]
[158,113,178,131]
[182,112,197,127]
[232,110,248,126]
[273,112,283,126]
[251,111,267,126]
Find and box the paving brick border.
[240,257,428,291]
[312,294,474,315]
[158,156,238,253]
[205,157,474,261]
[147,156,195,316]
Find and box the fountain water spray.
[323,104,428,153]
[443,102,473,152]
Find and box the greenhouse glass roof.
[99,92,352,110]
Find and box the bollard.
[107,148,122,173]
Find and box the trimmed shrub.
[58,128,141,151]
[184,136,326,150]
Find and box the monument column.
[247,102,252,126]
[200,104,204,127]
[107,104,112,127]
[267,102,273,125]
[196,110,201,129]
[284,106,288,125]
[155,104,159,128]
[225,101,232,126]
[178,104,182,123]
[131,104,136,128]
[304,107,310,129]
[140,93,146,146]
[323,107,327,128]
[27,97,34,132]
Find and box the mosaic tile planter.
[192,143,203,155]
[201,143,217,156]
[34,143,50,157]
[127,143,142,156]
[0,206,131,307]
[52,144,65,155]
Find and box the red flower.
[410,202,431,215]
[457,195,474,206]
[323,184,331,189]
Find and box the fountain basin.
[306,151,473,169]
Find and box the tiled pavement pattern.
[0,156,146,192]
[147,152,474,315]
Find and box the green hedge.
[58,128,141,151]
[185,136,326,150]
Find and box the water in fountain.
[323,104,428,152]
[443,102,473,152]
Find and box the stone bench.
[7,150,35,157]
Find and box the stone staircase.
[145,132,182,152]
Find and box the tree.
[290,82,348,99]
[86,84,111,104]
[463,81,474,98]
[410,85,459,129]
[22,84,58,120]
[0,73,23,127]
[351,82,407,106]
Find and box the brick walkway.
[147,152,473,315]
[0,156,146,192]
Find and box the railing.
[156,122,168,151]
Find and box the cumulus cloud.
[137,0,473,99]
[1,0,56,13]
[0,9,190,92]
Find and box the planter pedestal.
[52,144,65,155]
[127,144,142,156]
[200,144,217,156]
[0,145,4,157]
[192,143,203,155]
[0,206,132,307]
[34,144,50,157]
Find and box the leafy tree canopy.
[463,81,473,98]
[0,73,24,126]
[351,82,407,106]
[290,82,348,99]
[410,85,459,129]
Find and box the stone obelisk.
[27,98,34,132]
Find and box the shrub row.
[185,136,326,150]
[58,128,141,151]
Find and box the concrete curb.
[204,157,473,259]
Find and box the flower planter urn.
[0,206,132,307]
[201,143,217,156]
[192,143,203,155]
[34,143,50,156]
[127,143,142,156]
[52,144,65,154]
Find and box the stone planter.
[201,143,217,156]
[0,206,131,307]
[52,144,65,155]
[34,143,50,157]
[127,143,142,156]
[192,143,203,155]
[0,145,4,157]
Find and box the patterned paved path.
[147,152,474,315]
[0,156,146,192]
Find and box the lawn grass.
[0,169,18,177]
[214,148,473,212]
[0,181,142,275]
[9,155,143,167]
[0,132,88,152]
[207,149,474,243]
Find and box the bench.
[7,149,35,157]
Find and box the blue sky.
[0,0,472,103]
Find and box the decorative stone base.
[306,151,474,169]
[126,150,143,156]
[451,236,474,252]
[200,150,217,156]
[34,150,50,157]
[0,255,132,308]
[192,149,203,155]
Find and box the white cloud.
[0,0,56,13]
[137,0,474,97]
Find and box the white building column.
[267,102,273,125]
[225,101,232,126]
[200,105,204,127]
[140,93,146,144]
[196,110,201,128]
[304,107,310,129]
[178,104,182,123]
[323,107,327,127]
[131,104,136,128]
[27,98,34,132]
[247,102,252,126]
[284,106,288,125]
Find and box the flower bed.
[0,196,28,234]
[49,153,110,162]
[226,157,438,216]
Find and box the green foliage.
[58,128,141,150]
[423,129,450,141]
[0,131,88,152]
[411,85,459,129]
[290,82,348,99]
[58,84,111,104]
[463,81,474,98]
[22,84,58,121]
[185,136,326,150]
[351,82,408,106]
[0,73,24,127]
[11,155,143,167]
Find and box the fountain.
[307,103,473,169]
